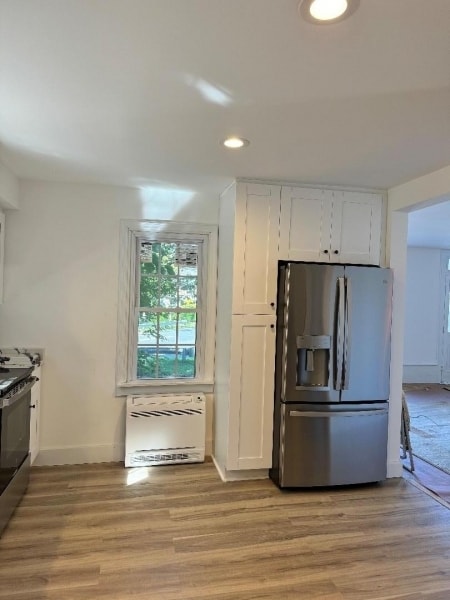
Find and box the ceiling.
[0,1,449,213]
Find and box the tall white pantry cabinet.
[213,181,384,480]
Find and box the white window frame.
[116,219,217,396]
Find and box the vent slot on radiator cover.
[125,394,206,467]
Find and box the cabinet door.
[233,184,280,314]
[29,366,41,465]
[331,191,382,265]
[279,187,333,262]
[228,315,276,470]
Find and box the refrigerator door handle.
[342,276,352,390]
[289,409,389,418]
[334,277,345,390]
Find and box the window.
[137,240,200,379]
[116,220,217,395]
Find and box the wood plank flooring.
[1,460,450,600]
[403,384,450,474]
[403,455,450,504]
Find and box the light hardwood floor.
[1,460,450,600]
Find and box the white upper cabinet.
[332,190,382,265]
[232,183,281,314]
[280,187,333,262]
[279,187,383,265]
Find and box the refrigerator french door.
[270,262,393,488]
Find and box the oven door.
[0,386,32,494]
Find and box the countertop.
[0,348,44,368]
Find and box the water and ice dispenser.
[296,335,331,389]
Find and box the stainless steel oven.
[0,368,36,535]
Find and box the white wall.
[0,180,218,465]
[0,161,19,209]
[403,247,442,382]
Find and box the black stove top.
[0,367,34,397]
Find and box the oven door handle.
[0,377,37,409]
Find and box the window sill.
[115,379,214,397]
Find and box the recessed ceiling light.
[222,137,250,149]
[299,0,359,24]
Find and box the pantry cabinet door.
[331,191,382,265]
[279,187,333,262]
[227,315,276,470]
[233,183,280,314]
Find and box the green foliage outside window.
[137,240,198,379]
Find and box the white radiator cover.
[125,394,206,467]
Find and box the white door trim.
[440,250,450,383]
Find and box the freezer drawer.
[275,404,388,487]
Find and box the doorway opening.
[401,208,450,502]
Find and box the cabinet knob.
[323,249,329,254]
[270,302,275,308]
[270,324,275,329]
[30,404,36,409]
[333,250,339,254]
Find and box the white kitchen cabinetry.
[232,183,281,314]
[214,180,385,481]
[227,315,276,470]
[214,182,280,479]
[29,365,41,465]
[280,187,383,265]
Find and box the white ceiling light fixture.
[222,136,250,149]
[299,0,359,24]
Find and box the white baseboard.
[387,458,403,479]
[35,438,213,467]
[212,455,269,482]
[403,365,441,383]
[34,444,125,466]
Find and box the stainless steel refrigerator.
[270,262,393,488]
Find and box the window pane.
[159,312,177,344]
[137,347,158,378]
[139,276,159,308]
[135,239,201,380]
[160,243,177,275]
[175,244,198,270]
[138,313,158,345]
[177,346,196,378]
[140,242,161,273]
[179,314,197,345]
[140,241,154,263]
[159,276,178,308]
[137,346,196,379]
[179,277,197,308]
[137,346,178,379]
[179,265,198,277]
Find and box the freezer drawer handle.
[289,410,388,418]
